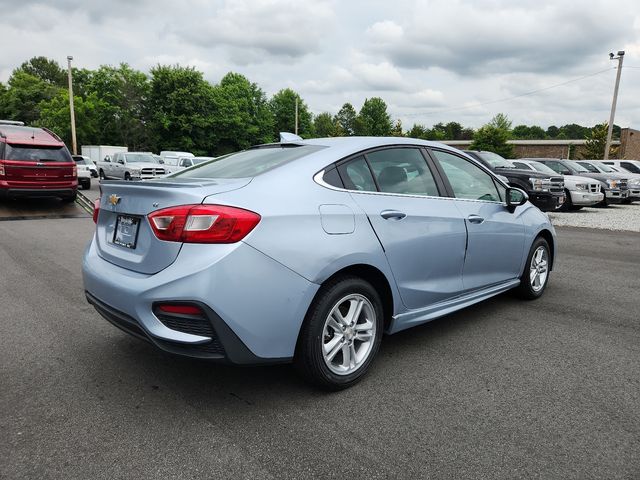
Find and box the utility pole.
[294,97,299,135]
[67,55,77,155]
[604,51,624,160]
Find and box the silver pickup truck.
[97,152,167,180]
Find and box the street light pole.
[66,55,77,155]
[294,97,299,136]
[604,51,624,160]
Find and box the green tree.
[269,88,313,139]
[36,90,104,147]
[147,65,217,155]
[17,56,67,87]
[513,125,546,139]
[313,112,337,137]
[407,124,428,139]
[2,71,60,124]
[582,122,610,159]
[391,119,404,137]
[334,103,357,136]
[546,125,559,138]
[212,72,274,153]
[84,64,151,149]
[355,97,392,136]
[470,113,514,158]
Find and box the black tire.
[61,192,77,203]
[124,172,131,181]
[99,169,105,180]
[515,237,551,300]
[559,189,572,211]
[598,190,608,207]
[295,276,384,390]
[570,205,583,211]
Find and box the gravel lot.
[548,203,640,232]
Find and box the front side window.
[621,162,640,173]
[432,150,501,202]
[366,148,439,196]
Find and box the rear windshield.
[4,144,72,162]
[173,145,324,179]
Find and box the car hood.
[495,166,550,178]
[126,162,164,169]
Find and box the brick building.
[442,127,640,159]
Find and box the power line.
[400,67,616,117]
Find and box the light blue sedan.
[83,137,556,389]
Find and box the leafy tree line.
[0,56,622,157]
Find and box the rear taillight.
[72,164,77,177]
[93,198,100,223]
[0,162,4,176]
[148,204,260,243]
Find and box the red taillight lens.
[0,162,5,176]
[72,164,77,177]
[93,198,100,223]
[148,204,261,243]
[157,304,203,315]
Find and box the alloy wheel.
[529,246,549,292]
[322,294,376,375]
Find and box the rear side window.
[431,150,501,202]
[366,148,439,196]
[4,144,72,162]
[174,145,325,179]
[338,156,377,191]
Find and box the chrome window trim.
[313,170,507,205]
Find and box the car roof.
[0,125,65,146]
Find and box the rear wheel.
[99,169,105,180]
[295,276,384,390]
[515,237,550,300]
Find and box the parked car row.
[461,151,639,210]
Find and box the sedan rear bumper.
[82,236,319,363]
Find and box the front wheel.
[295,276,384,390]
[559,189,572,211]
[99,169,105,180]
[515,237,550,300]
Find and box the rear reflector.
[93,198,100,223]
[157,304,203,315]
[148,204,260,243]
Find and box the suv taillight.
[0,162,4,176]
[72,164,77,177]
[148,204,260,243]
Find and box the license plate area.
[113,215,141,249]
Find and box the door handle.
[467,214,485,224]
[380,210,407,220]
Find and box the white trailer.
[81,145,128,164]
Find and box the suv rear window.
[173,145,325,179]
[4,144,72,162]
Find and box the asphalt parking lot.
[1,203,639,479]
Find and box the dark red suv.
[0,121,77,202]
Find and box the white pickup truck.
[97,152,167,180]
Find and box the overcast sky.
[2,0,640,129]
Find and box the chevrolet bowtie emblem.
[109,194,121,206]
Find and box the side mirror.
[158,159,165,164]
[104,155,111,163]
[506,187,528,211]
[117,159,125,165]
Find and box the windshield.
[592,162,614,173]
[530,161,558,175]
[5,144,72,162]
[173,145,325,179]
[565,160,589,173]
[125,153,157,163]
[476,151,514,168]
[193,157,214,165]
